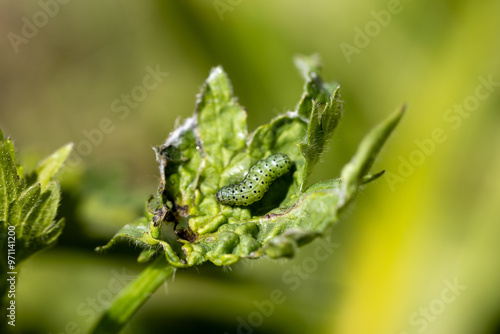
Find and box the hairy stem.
[91,256,174,334]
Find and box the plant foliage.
[98,56,404,268]
[0,132,72,269]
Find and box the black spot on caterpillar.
[216,153,292,206]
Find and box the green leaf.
[338,106,405,208]
[298,86,342,191]
[33,143,73,190]
[26,182,63,245]
[4,135,25,179]
[97,217,185,267]
[93,59,405,334]
[153,116,201,208]
[197,66,248,163]
[11,181,65,264]
[8,183,41,239]
[183,178,343,265]
[0,134,72,267]
[100,58,404,268]
[247,114,308,209]
[293,55,344,191]
[0,139,23,223]
[295,54,339,118]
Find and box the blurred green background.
[1,0,500,333]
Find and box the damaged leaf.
[98,56,404,268]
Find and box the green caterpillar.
[216,153,292,206]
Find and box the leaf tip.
[208,65,225,80]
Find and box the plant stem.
[91,256,175,334]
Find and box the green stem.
[91,256,175,334]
